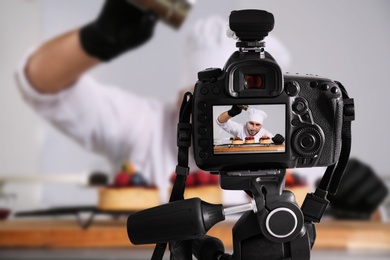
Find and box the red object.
[260,134,270,140]
[170,170,219,187]
[285,171,306,187]
[114,171,131,187]
[186,173,196,187]
[0,209,10,220]
[208,174,219,184]
[285,172,295,187]
[195,170,210,185]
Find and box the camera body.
[192,49,344,172]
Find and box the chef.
[216,106,274,142]
[15,0,290,203]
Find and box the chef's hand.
[80,0,158,61]
[227,105,243,117]
[272,134,285,144]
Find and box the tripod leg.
[169,240,193,260]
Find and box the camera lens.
[244,74,263,89]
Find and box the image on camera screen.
[213,104,286,154]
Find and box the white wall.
[0,0,44,211]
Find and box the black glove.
[80,0,157,61]
[327,158,388,219]
[227,105,243,117]
[272,134,285,144]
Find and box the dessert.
[98,186,159,211]
[170,171,222,204]
[98,163,160,211]
[259,134,272,144]
[245,136,255,144]
[232,136,243,145]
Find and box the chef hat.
[179,16,291,89]
[247,108,267,125]
[179,16,236,88]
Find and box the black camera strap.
[151,92,193,260]
[302,82,355,223]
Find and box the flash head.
[229,10,275,42]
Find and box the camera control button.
[320,83,330,91]
[198,68,222,81]
[199,151,208,159]
[212,86,220,95]
[291,119,300,127]
[200,87,209,95]
[298,158,313,165]
[300,112,312,123]
[292,101,306,114]
[310,81,318,88]
[292,126,323,157]
[331,86,339,94]
[198,127,207,135]
[285,82,299,96]
[198,114,208,122]
[198,102,207,110]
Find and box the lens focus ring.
[292,126,323,157]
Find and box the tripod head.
[127,169,314,259]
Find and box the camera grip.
[127,198,225,245]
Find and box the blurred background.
[0,0,390,259]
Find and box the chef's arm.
[25,0,157,94]
[26,30,100,94]
[217,105,243,123]
[217,112,233,124]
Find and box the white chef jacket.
[15,50,249,205]
[216,117,274,142]
[15,52,184,203]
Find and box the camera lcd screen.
[213,104,286,154]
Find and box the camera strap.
[151,92,194,260]
[302,82,355,223]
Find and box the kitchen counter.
[0,218,389,250]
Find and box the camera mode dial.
[292,126,323,157]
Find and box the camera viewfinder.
[245,74,264,89]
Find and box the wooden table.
[1,219,389,251]
[214,144,285,153]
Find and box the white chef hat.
[247,108,267,125]
[179,16,291,89]
[179,16,236,88]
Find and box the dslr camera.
[193,10,343,172]
[127,9,354,260]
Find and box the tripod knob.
[259,191,305,243]
[266,208,298,238]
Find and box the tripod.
[192,170,315,260]
[127,169,315,259]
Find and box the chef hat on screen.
[247,108,267,125]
